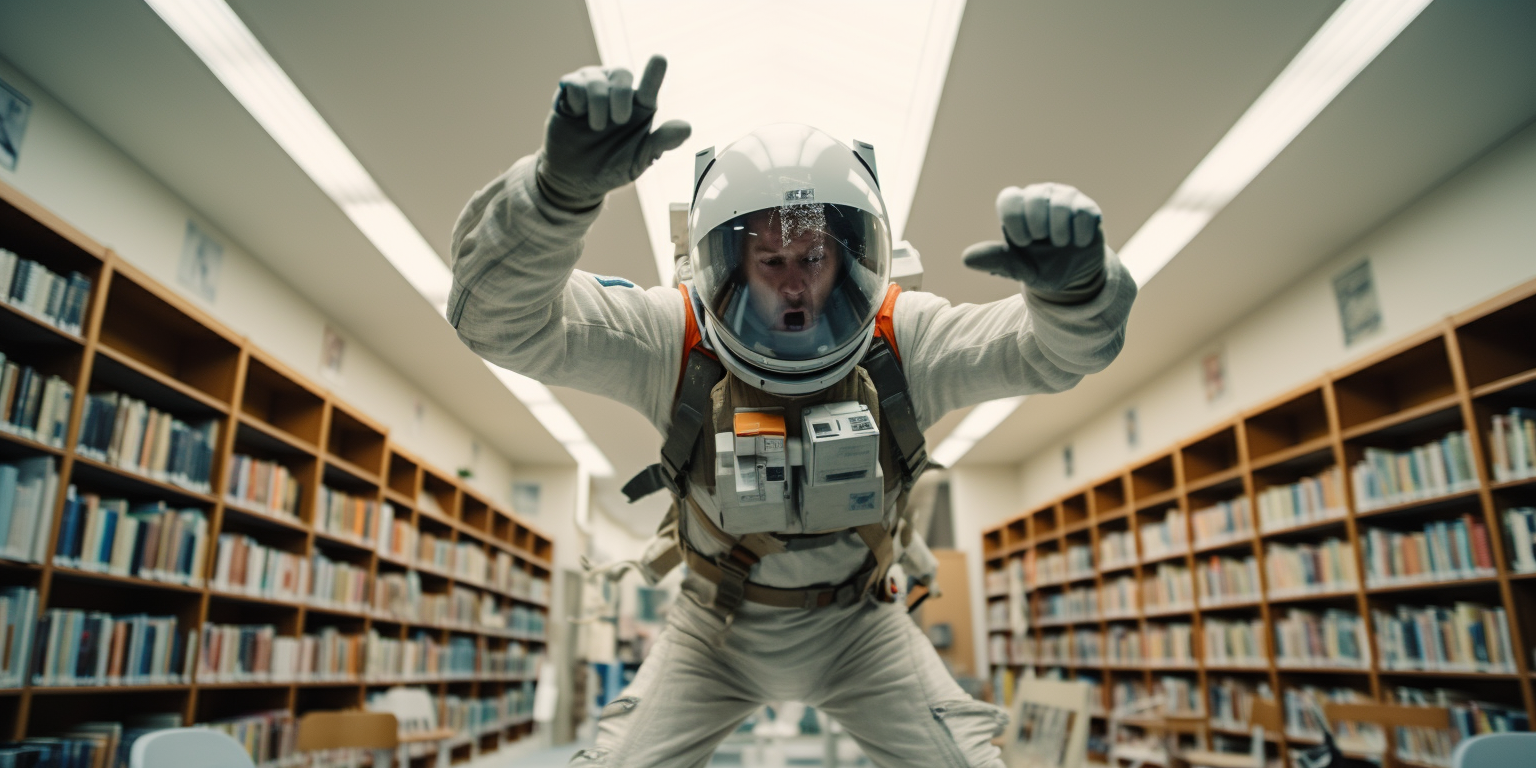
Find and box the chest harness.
[621,283,930,616]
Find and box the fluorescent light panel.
[934,0,1432,465]
[145,0,612,476]
[584,0,966,286]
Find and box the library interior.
[0,1,1535,767]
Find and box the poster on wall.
[1334,258,1383,346]
[0,77,30,172]
[320,325,346,380]
[177,219,224,302]
[1125,408,1138,449]
[1202,349,1227,403]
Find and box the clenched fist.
[962,183,1107,304]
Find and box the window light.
[145,0,613,476]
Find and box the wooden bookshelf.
[983,277,1536,766]
[0,179,552,758]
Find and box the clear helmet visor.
[694,202,890,370]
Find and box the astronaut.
[448,56,1136,768]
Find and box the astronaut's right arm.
[446,55,692,425]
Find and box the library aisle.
[4,2,1536,767]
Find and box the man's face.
[741,208,840,332]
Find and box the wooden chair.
[1322,702,1451,768]
[297,710,399,768]
[1163,699,1282,768]
[129,728,256,768]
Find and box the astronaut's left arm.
[893,184,1137,429]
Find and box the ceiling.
[3,1,1535,536]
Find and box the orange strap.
[675,282,903,390]
[875,284,903,364]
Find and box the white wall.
[948,466,1021,681]
[0,55,545,511]
[1012,118,1536,508]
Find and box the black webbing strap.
[622,348,725,503]
[861,336,930,488]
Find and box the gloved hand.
[962,183,1107,304]
[536,54,693,212]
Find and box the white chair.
[129,728,256,768]
[1451,732,1536,768]
[369,686,458,765]
[1003,678,1093,768]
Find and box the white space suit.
[448,56,1135,768]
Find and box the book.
[1373,602,1517,673]
[1273,608,1370,669]
[1264,537,1358,597]
[1353,430,1479,511]
[1362,514,1496,586]
[1257,466,1346,531]
[0,252,92,333]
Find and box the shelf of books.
[982,278,1536,768]
[0,179,552,765]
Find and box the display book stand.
[0,178,553,763]
[982,275,1536,768]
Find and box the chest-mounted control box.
[713,402,884,536]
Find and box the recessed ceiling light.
[144,0,613,476]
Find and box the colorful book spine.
[1488,408,1536,483]
[1196,554,1262,606]
[1101,575,1138,618]
[1203,617,1268,668]
[1038,585,1098,625]
[1207,677,1273,730]
[196,624,305,683]
[1264,537,1358,597]
[1107,624,1142,665]
[1097,529,1137,569]
[1352,430,1479,511]
[1257,466,1345,532]
[1139,508,1188,559]
[74,392,218,493]
[0,355,73,448]
[30,610,188,686]
[1144,622,1194,667]
[0,587,38,687]
[0,455,58,563]
[1071,630,1103,665]
[54,490,208,586]
[1192,496,1253,548]
[1156,675,1202,715]
[308,550,371,611]
[1373,602,1517,673]
[317,486,380,544]
[1,250,93,334]
[372,570,423,622]
[198,709,299,767]
[1502,507,1536,574]
[210,534,311,602]
[1273,608,1370,669]
[1362,514,1495,586]
[1141,562,1194,612]
[224,453,302,519]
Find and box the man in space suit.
[448,55,1135,768]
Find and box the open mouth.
[783,310,806,331]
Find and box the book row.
[55,488,207,585]
[76,392,217,494]
[1352,430,1479,512]
[1138,508,1187,559]
[1257,466,1345,532]
[1360,514,1495,587]
[1373,602,1517,674]
[0,249,92,335]
[1489,407,1536,483]
[224,453,303,518]
[1192,496,1252,547]
[0,456,56,563]
[0,353,72,448]
[1263,537,1357,597]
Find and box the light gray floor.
[502,735,868,767]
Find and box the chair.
[1003,677,1093,768]
[1164,699,1282,768]
[1451,732,1536,768]
[297,710,398,768]
[1322,702,1450,768]
[1105,695,1166,768]
[371,686,461,765]
[129,728,256,768]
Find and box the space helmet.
[688,124,891,395]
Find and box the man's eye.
[762,257,785,267]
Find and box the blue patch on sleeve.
[594,275,635,288]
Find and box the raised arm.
[447,55,693,428]
[895,183,1138,429]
